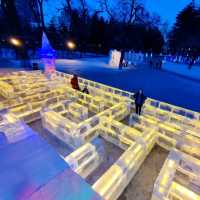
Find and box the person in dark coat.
[82,85,89,94]
[70,74,80,90]
[133,89,146,115]
[188,56,195,70]
[149,60,153,68]
[159,59,163,70]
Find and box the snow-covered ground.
[56,57,111,71]
[1,57,200,112]
[163,61,200,81]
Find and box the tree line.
[169,3,200,56]
[0,0,199,55]
[0,0,165,55]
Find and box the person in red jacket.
[70,74,80,90]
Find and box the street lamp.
[9,37,22,47]
[67,41,76,50]
[8,37,30,69]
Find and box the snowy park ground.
[163,61,200,81]
[1,56,200,112]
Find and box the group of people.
[70,74,89,94]
[165,54,200,66]
[70,74,146,116]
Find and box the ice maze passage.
[1,70,200,200]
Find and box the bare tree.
[65,0,89,18]
[28,0,39,24]
[38,0,45,30]
[0,0,21,34]
[27,0,46,31]
[98,0,115,20]
[98,0,145,24]
[78,0,88,17]
[65,0,73,18]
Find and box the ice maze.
[1,70,200,200]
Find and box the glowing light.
[67,41,76,50]
[9,38,22,47]
[168,160,175,168]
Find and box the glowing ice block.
[152,149,200,200]
[0,81,14,98]
[64,142,102,178]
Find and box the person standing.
[188,56,195,70]
[119,50,125,70]
[82,85,89,94]
[159,58,163,70]
[149,59,153,69]
[133,89,146,115]
[70,74,80,90]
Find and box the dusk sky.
[45,0,200,27]
[145,0,200,25]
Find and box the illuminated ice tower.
[40,32,56,75]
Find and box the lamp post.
[67,41,76,50]
[9,37,22,47]
[9,37,31,69]
[9,37,23,61]
[67,41,76,58]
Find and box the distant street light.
[67,41,76,50]
[9,37,22,47]
[8,37,30,69]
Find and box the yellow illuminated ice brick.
[171,182,200,200]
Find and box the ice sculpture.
[124,51,145,65]
[64,142,103,178]
[109,50,121,67]
[39,32,56,75]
